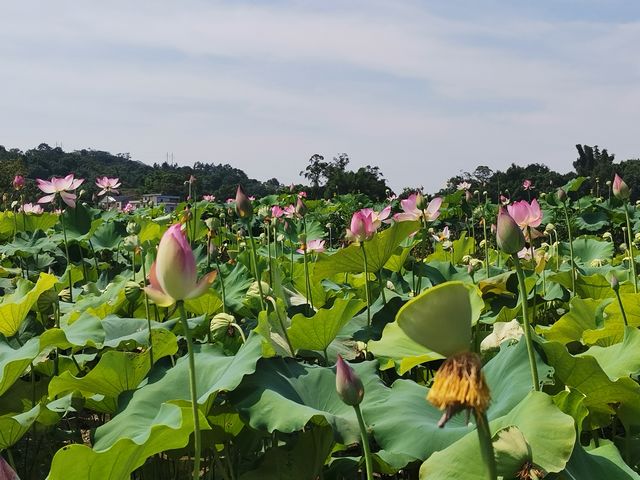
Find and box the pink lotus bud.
[522,179,532,190]
[613,174,630,201]
[496,207,525,254]
[144,224,217,306]
[415,192,427,210]
[235,185,253,218]
[610,274,619,292]
[13,175,25,190]
[295,197,307,217]
[345,210,376,243]
[335,355,364,406]
[465,190,473,203]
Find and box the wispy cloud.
[0,0,638,191]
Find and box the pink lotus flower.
[13,175,25,191]
[395,194,442,223]
[271,205,285,218]
[507,199,542,229]
[522,179,532,190]
[297,239,326,254]
[20,203,44,214]
[202,195,215,202]
[346,210,376,243]
[457,181,471,191]
[298,191,307,198]
[95,176,121,196]
[283,204,296,218]
[122,203,136,213]
[144,224,217,307]
[37,174,84,208]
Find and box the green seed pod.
[125,281,142,303]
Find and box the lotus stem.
[246,222,265,311]
[354,404,374,480]
[177,300,202,480]
[513,255,540,391]
[561,201,576,297]
[141,249,154,367]
[614,288,629,327]
[474,410,497,480]
[360,242,371,326]
[624,204,638,293]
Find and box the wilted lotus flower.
[37,174,84,208]
[613,174,630,200]
[202,194,215,202]
[235,185,253,218]
[395,194,442,222]
[13,175,25,191]
[496,207,526,254]
[20,203,44,214]
[144,223,217,307]
[507,199,542,230]
[335,355,364,406]
[295,197,307,217]
[122,203,136,213]
[95,176,121,196]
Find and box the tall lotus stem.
[140,249,153,367]
[623,205,638,293]
[560,201,576,297]
[482,217,489,279]
[475,410,498,480]
[247,223,266,311]
[60,210,73,302]
[513,256,540,391]
[301,239,313,313]
[177,300,201,480]
[354,404,374,480]
[361,242,371,326]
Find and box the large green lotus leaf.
[291,261,329,308]
[559,238,614,267]
[240,425,334,480]
[396,281,483,357]
[48,330,177,405]
[61,275,128,324]
[313,221,420,280]
[575,210,610,232]
[0,230,59,257]
[255,299,294,357]
[0,337,40,396]
[579,327,640,379]
[92,334,262,450]
[61,204,103,242]
[560,440,640,479]
[370,339,554,468]
[0,404,40,450]
[539,297,601,344]
[0,272,57,337]
[584,293,640,345]
[217,262,253,315]
[184,290,223,316]
[368,320,443,374]
[419,392,575,479]
[16,212,60,233]
[137,220,163,245]
[229,359,384,444]
[47,404,200,480]
[549,271,614,300]
[542,339,640,429]
[384,245,413,273]
[89,221,125,251]
[553,389,589,436]
[287,297,365,353]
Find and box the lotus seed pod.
[126,221,141,235]
[124,281,142,303]
[556,188,567,202]
[123,234,140,252]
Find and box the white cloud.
[0,0,638,192]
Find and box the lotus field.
[3,174,640,480]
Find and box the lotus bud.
[465,190,473,203]
[295,197,307,217]
[556,188,567,203]
[125,281,142,303]
[544,223,555,234]
[606,180,612,186]
[12,175,25,191]
[123,235,140,252]
[610,274,619,292]
[126,221,141,235]
[335,355,364,406]
[496,207,525,254]
[613,174,630,200]
[235,185,253,219]
[415,192,427,210]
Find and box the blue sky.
[1,0,638,192]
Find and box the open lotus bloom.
[36,174,84,208]
[20,203,44,214]
[144,223,217,307]
[395,194,442,222]
[297,238,326,254]
[506,199,542,229]
[95,176,121,196]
